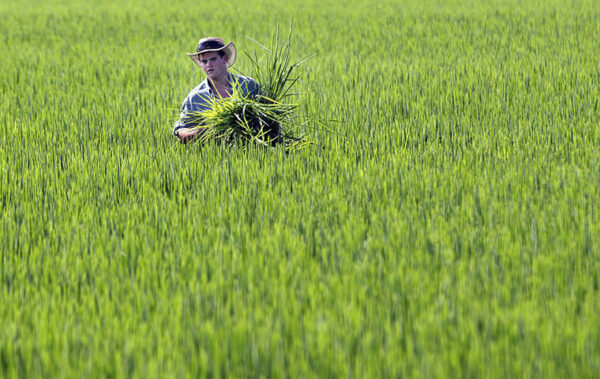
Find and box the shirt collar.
[201,73,237,96]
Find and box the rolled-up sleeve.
[172,89,214,135]
[173,95,196,135]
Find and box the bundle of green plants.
[189,27,315,150]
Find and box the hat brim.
[187,42,236,68]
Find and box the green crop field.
[1,0,599,377]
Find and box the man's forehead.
[199,51,221,59]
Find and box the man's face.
[198,51,228,81]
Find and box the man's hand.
[176,128,208,143]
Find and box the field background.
[1,0,599,377]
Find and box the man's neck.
[208,72,230,89]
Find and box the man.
[173,37,260,142]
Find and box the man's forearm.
[176,127,208,143]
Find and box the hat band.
[197,40,225,52]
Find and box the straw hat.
[187,37,237,68]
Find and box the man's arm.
[175,127,208,143]
[248,77,261,98]
[173,93,206,143]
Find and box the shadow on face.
[198,51,228,80]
